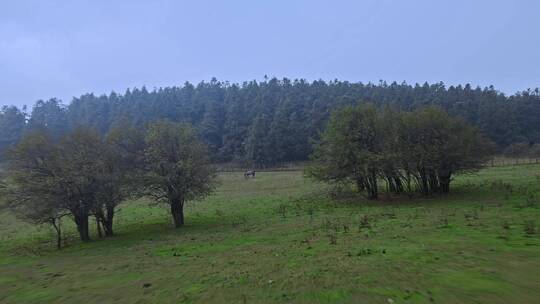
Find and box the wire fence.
[215,161,312,173]
[215,157,540,173]
[486,156,540,167]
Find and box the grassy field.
[1,165,539,303]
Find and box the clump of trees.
[307,105,494,199]
[0,121,216,248]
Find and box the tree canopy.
[1,79,538,166]
[307,105,494,199]
[1,121,216,247]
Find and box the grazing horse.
[244,170,256,179]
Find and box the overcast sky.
[1,0,539,107]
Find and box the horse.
[244,170,256,179]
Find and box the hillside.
[1,164,539,303]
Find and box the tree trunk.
[429,171,440,193]
[404,171,414,197]
[370,178,378,200]
[440,182,450,193]
[170,198,185,228]
[393,177,403,194]
[386,177,395,193]
[103,206,115,237]
[439,172,452,194]
[51,218,62,250]
[355,177,365,192]
[419,168,429,196]
[95,206,115,237]
[366,172,378,200]
[96,216,103,238]
[74,214,90,242]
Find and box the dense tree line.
[0,122,216,248]
[307,105,494,199]
[1,79,539,166]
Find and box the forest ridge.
[1,78,539,165]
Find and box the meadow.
[1,164,539,303]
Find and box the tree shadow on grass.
[3,205,251,258]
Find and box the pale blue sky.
[1,0,539,107]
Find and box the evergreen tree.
[27,98,68,138]
[0,106,26,157]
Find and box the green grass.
[1,165,539,303]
